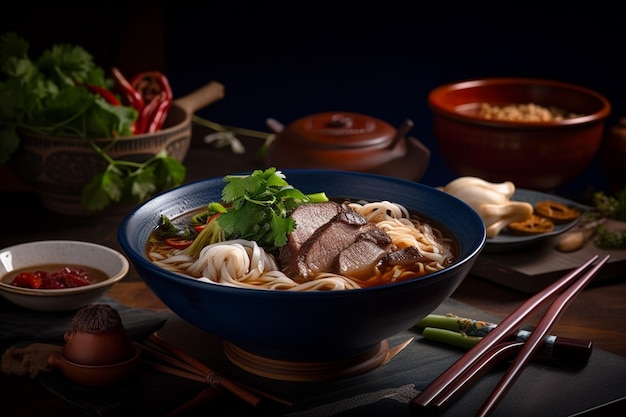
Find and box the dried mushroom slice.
[534,200,581,223]
[507,215,555,234]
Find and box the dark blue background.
[160,2,626,198]
[4,1,626,199]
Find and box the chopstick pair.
[138,333,292,411]
[409,254,610,417]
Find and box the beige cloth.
[1,343,62,378]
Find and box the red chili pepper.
[85,84,120,106]
[146,93,172,133]
[131,71,173,104]
[193,213,221,233]
[111,67,145,112]
[131,71,173,133]
[165,237,194,249]
[137,96,159,134]
[207,213,221,223]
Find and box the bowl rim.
[0,240,129,296]
[118,169,487,295]
[428,76,611,128]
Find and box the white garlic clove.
[442,176,533,238]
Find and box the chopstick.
[137,342,202,375]
[474,254,610,417]
[409,254,610,416]
[139,335,294,408]
[426,341,524,410]
[147,333,264,407]
[164,385,223,417]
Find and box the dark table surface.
[1,121,625,416]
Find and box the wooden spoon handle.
[173,81,225,115]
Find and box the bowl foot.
[223,340,389,382]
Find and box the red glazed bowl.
[428,77,611,191]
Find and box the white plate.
[484,189,588,252]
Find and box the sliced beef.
[279,201,361,266]
[334,207,368,227]
[336,239,389,280]
[380,246,429,267]
[356,223,393,246]
[283,207,395,283]
[283,220,363,282]
[280,201,403,283]
[334,225,394,280]
[279,201,343,265]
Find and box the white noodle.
[149,200,454,291]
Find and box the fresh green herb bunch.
[0,33,185,211]
[0,32,136,163]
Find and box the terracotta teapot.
[265,112,430,181]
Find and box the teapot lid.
[282,112,396,149]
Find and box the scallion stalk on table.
[414,314,593,367]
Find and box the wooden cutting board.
[471,219,626,293]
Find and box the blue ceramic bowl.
[118,170,485,366]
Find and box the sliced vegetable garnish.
[165,238,194,249]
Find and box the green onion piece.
[414,314,464,332]
[414,314,497,338]
[422,327,482,350]
[306,192,329,203]
[208,202,228,213]
[185,218,225,259]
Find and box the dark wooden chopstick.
[409,254,609,415]
[474,254,610,417]
[164,386,223,417]
[136,342,203,376]
[148,333,264,407]
[427,341,524,410]
[140,334,293,408]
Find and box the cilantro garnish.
[216,168,328,250]
[153,169,328,256]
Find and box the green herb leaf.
[81,167,125,211]
[594,224,626,249]
[153,152,187,189]
[80,148,186,212]
[585,185,626,249]
[0,33,135,141]
[129,165,158,202]
[1,33,182,212]
[215,168,325,250]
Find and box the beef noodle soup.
[146,199,457,291]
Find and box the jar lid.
[282,112,396,149]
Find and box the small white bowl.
[0,240,129,312]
